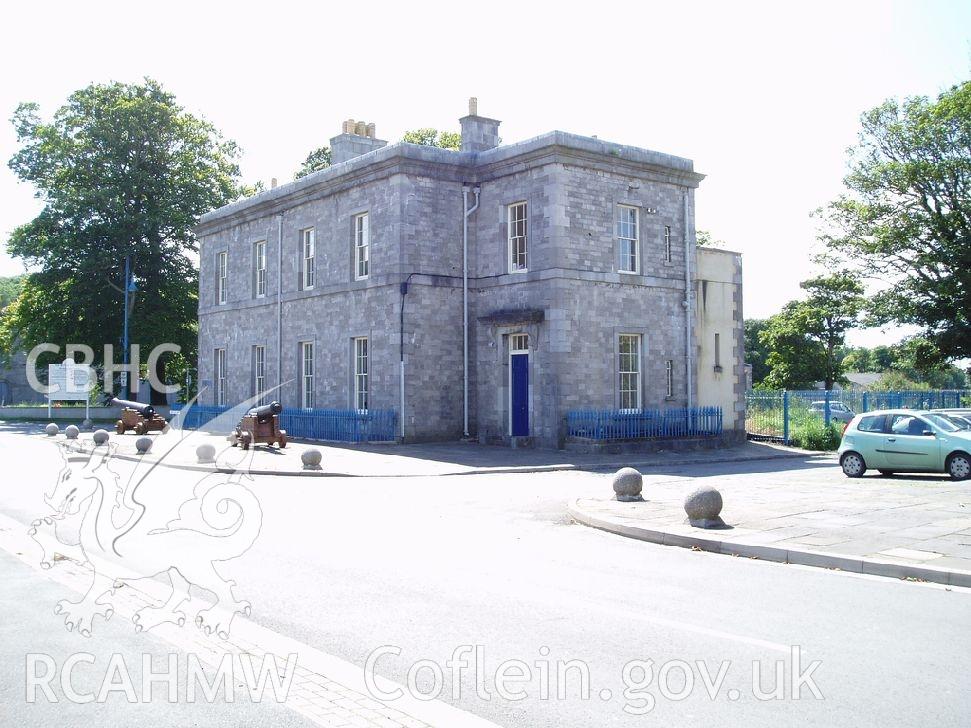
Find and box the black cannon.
[246,401,283,423]
[233,401,286,449]
[106,395,167,435]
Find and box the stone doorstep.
[567,499,971,589]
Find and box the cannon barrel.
[106,396,156,418]
[247,401,283,419]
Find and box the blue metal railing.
[170,404,397,443]
[567,406,723,441]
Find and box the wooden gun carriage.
[108,397,168,435]
[233,401,287,450]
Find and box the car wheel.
[878,470,895,477]
[947,453,971,481]
[841,452,866,478]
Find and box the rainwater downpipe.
[277,213,284,391]
[462,185,480,438]
[682,191,694,410]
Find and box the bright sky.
[1,0,968,349]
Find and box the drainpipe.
[462,185,480,438]
[277,213,284,392]
[399,272,417,441]
[683,191,694,410]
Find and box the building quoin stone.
[195,99,744,448]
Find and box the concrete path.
[570,467,971,587]
[11,420,815,478]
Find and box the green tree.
[696,230,725,247]
[743,319,771,386]
[401,128,461,150]
[0,275,23,311]
[3,79,246,401]
[817,81,971,362]
[761,273,864,390]
[294,146,331,179]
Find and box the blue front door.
[511,353,529,436]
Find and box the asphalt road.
[1,428,969,727]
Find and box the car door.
[883,414,941,471]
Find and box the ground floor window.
[300,341,314,409]
[253,345,266,404]
[666,359,674,398]
[354,337,369,411]
[618,334,641,411]
[215,348,226,406]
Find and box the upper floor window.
[355,213,369,280]
[617,205,639,273]
[302,229,316,290]
[664,225,673,262]
[508,202,528,273]
[254,241,266,298]
[217,251,228,305]
[618,334,641,412]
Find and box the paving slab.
[568,466,971,587]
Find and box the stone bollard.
[81,419,94,431]
[92,429,110,446]
[45,423,59,437]
[135,437,152,454]
[684,486,726,529]
[611,467,643,502]
[196,443,216,464]
[301,448,323,471]
[65,425,80,440]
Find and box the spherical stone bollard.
[81,418,94,431]
[64,425,80,440]
[196,443,216,464]
[45,423,60,437]
[611,467,643,502]
[684,486,726,529]
[92,429,110,446]
[301,448,323,471]
[135,437,152,454]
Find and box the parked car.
[838,409,971,480]
[808,400,855,423]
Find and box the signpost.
[47,358,94,420]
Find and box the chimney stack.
[330,118,387,164]
[459,97,500,153]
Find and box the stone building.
[195,101,745,448]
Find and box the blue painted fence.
[745,389,971,443]
[567,406,723,441]
[170,404,397,443]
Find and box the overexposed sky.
[1,0,968,347]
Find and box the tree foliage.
[760,273,864,390]
[744,319,771,386]
[0,275,23,311]
[817,81,971,362]
[2,79,247,398]
[401,128,461,150]
[294,146,331,179]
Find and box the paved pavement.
[2,426,970,727]
[9,420,814,478]
[570,458,971,586]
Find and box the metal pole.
[783,390,790,445]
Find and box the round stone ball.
[196,443,216,463]
[684,486,725,528]
[301,448,323,470]
[612,467,643,502]
[81,418,94,431]
[92,429,110,446]
[64,425,80,440]
[45,423,60,437]
[135,437,152,454]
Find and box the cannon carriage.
[107,397,168,435]
[232,401,287,450]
